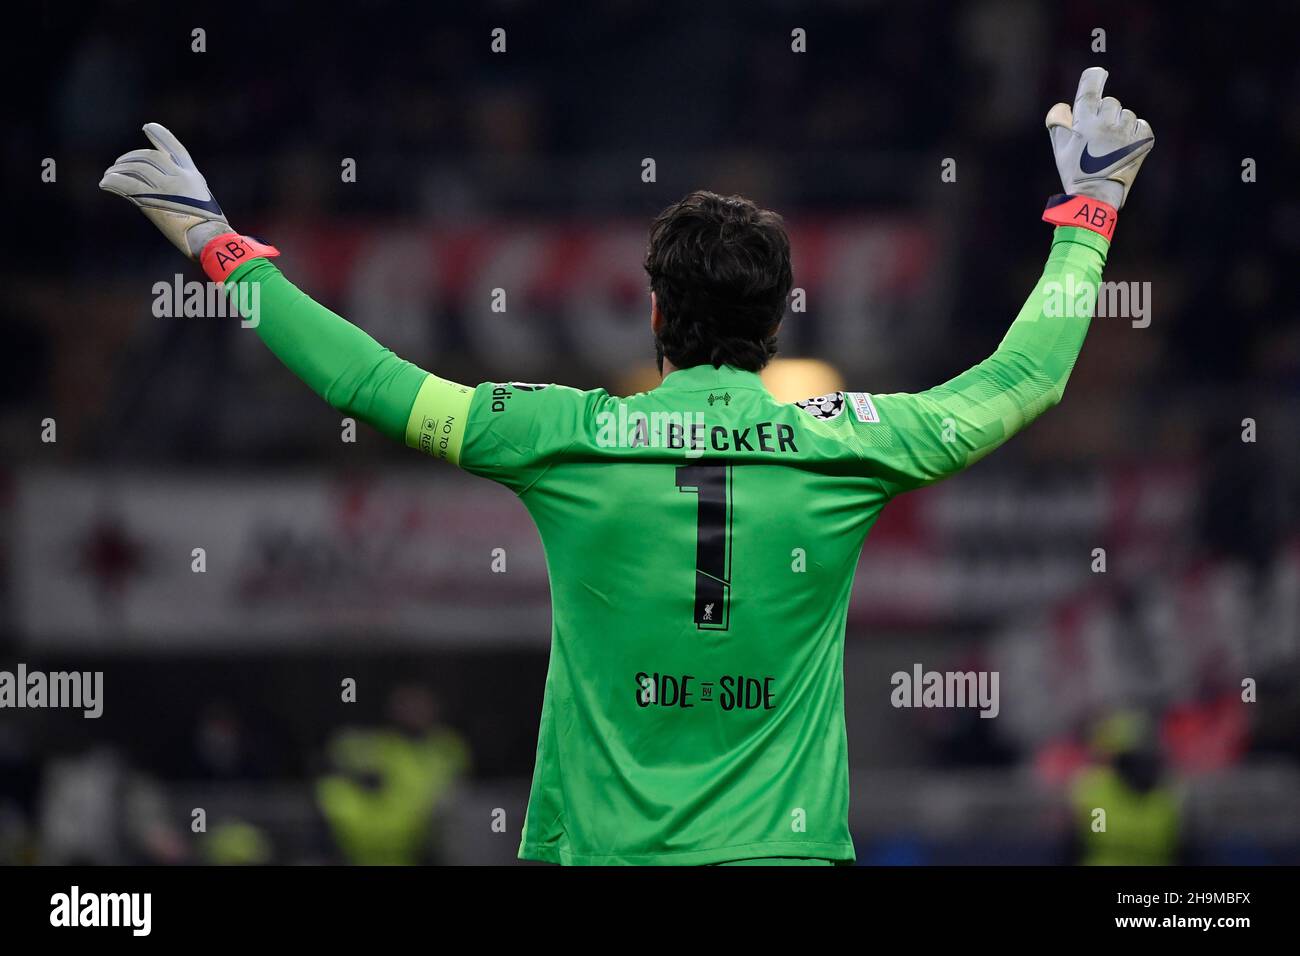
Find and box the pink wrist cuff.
[1042,194,1118,240]
[200,232,281,282]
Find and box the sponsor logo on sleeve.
[845,392,880,423]
[492,382,552,412]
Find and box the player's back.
[459,364,894,864]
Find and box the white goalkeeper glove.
[99,123,233,259]
[1046,67,1153,210]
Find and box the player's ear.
[650,291,664,334]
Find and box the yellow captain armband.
[404,374,475,465]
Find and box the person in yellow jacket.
[316,686,469,866]
[1069,711,1181,866]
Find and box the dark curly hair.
[644,191,793,372]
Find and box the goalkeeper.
[101,68,1151,866]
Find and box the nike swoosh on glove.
[1046,67,1153,210]
[99,123,232,259]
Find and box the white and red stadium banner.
[10,467,1199,648]
[255,218,943,380]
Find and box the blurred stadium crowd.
[2,1,1297,864]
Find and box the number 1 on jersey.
[675,464,732,630]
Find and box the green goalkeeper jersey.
[226,224,1109,865]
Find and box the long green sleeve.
[225,259,430,443]
[868,225,1110,492]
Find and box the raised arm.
[865,67,1152,494]
[99,123,473,463]
[216,257,472,459]
[869,225,1108,492]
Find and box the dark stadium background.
[2,0,1297,865]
